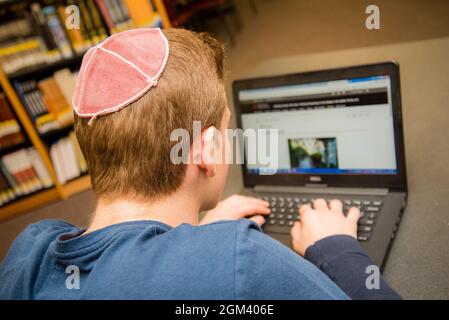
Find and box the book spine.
[114,0,132,26]
[105,0,123,24]
[2,152,28,194]
[50,141,66,184]
[62,137,81,180]
[42,6,74,59]
[29,3,58,52]
[85,0,109,40]
[12,81,37,120]
[78,0,99,43]
[26,148,54,188]
[0,171,8,206]
[25,92,40,117]
[18,149,42,192]
[0,159,22,196]
[31,91,48,115]
[95,0,116,32]
[1,168,17,204]
[0,93,25,148]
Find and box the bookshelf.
[0,0,171,222]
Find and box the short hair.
[74,29,226,199]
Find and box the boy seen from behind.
[0,28,400,300]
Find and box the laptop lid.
[232,62,407,191]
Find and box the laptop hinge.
[254,185,389,196]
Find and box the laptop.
[232,62,407,269]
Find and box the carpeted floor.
[1,0,449,261]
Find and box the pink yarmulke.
[72,28,169,122]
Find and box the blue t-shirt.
[0,219,347,300]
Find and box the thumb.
[290,221,304,255]
[347,207,361,223]
[290,220,301,242]
[249,215,266,226]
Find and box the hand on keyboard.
[200,195,270,226]
[290,198,360,256]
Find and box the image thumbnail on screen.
[288,137,338,169]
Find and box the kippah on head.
[72,28,169,123]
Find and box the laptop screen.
[238,75,398,175]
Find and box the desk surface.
[224,37,449,299]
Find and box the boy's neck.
[84,191,201,234]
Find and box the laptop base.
[247,186,406,269]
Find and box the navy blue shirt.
[0,219,399,299]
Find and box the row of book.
[0,18,32,43]
[50,131,88,185]
[0,0,162,75]
[0,3,85,75]
[0,126,88,207]
[0,147,54,206]
[0,92,26,150]
[14,68,77,135]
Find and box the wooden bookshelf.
[0,187,60,222]
[0,0,171,222]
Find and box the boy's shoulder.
[26,219,77,233]
[12,219,77,243]
[171,218,266,245]
[15,219,78,244]
[2,220,77,261]
[167,218,292,260]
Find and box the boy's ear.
[190,127,217,177]
[195,126,217,177]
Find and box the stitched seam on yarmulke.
[97,46,151,81]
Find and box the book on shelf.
[0,4,64,75]
[13,68,77,135]
[80,0,109,44]
[50,131,88,184]
[38,77,74,127]
[0,19,33,43]
[0,146,54,206]
[0,1,108,75]
[96,0,161,33]
[124,0,161,28]
[0,92,26,149]
[41,5,74,59]
[0,36,50,75]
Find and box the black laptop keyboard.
[259,196,383,241]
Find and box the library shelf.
[8,55,84,81]
[0,187,60,222]
[0,174,92,222]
